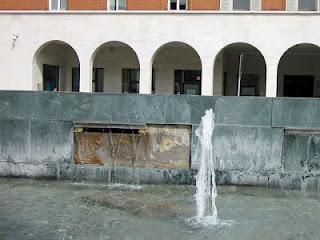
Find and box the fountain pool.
[0,179,319,240]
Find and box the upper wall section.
[68,0,107,10]
[0,0,317,11]
[127,0,168,10]
[189,0,220,10]
[0,0,48,10]
[262,0,285,10]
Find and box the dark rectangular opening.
[72,67,80,92]
[82,127,140,134]
[174,70,201,95]
[92,68,104,92]
[43,64,59,91]
[284,75,314,97]
[122,69,140,93]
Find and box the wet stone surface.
[0,178,320,240]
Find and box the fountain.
[194,109,218,225]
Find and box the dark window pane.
[180,0,186,9]
[122,69,140,93]
[233,0,250,10]
[170,0,177,9]
[92,68,104,92]
[240,74,259,96]
[284,75,314,97]
[298,0,316,10]
[43,64,59,91]
[152,69,155,93]
[72,67,80,92]
[174,70,201,95]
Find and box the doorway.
[283,75,314,97]
[43,64,59,91]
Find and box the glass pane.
[122,81,129,93]
[184,84,200,95]
[60,0,67,10]
[130,82,139,93]
[184,70,201,82]
[122,69,139,93]
[118,0,126,10]
[299,0,317,10]
[180,0,186,9]
[96,68,104,92]
[43,64,59,91]
[51,0,59,10]
[174,70,183,94]
[110,0,116,10]
[233,0,251,10]
[170,0,177,10]
[72,68,80,92]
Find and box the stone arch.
[90,41,140,93]
[213,42,267,96]
[32,40,80,91]
[151,41,202,95]
[277,43,320,98]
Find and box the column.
[266,58,278,98]
[139,57,152,94]
[201,61,214,96]
[79,57,92,92]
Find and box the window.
[72,67,80,92]
[43,64,59,91]
[109,0,126,10]
[50,0,67,10]
[298,0,317,10]
[92,68,104,92]
[283,75,314,97]
[169,0,187,10]
[174,70,201,95]
[122,69,140,93]
[240,74,259,96]
[233,0,251,10]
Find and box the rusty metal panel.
[74,125,191,169]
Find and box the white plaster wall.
[1,12,320,96]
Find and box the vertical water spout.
[195,109,218,225]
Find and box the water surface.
[0,179,319,240]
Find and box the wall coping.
[1,10,320,16]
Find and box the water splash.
[195,109,218,225]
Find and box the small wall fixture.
[12,34,19,49]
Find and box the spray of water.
[195,109,218,225]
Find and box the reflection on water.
[0,179,320,240]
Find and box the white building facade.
[1,11,320,98]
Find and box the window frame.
[49,0,67,11]
[108,0,126,11]
[168,0,188,10]
[174,69,201,95]
[232,0,252,11]
[122,69,140,93]
[298,0,318,11]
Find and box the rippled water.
[0,179,319,240]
